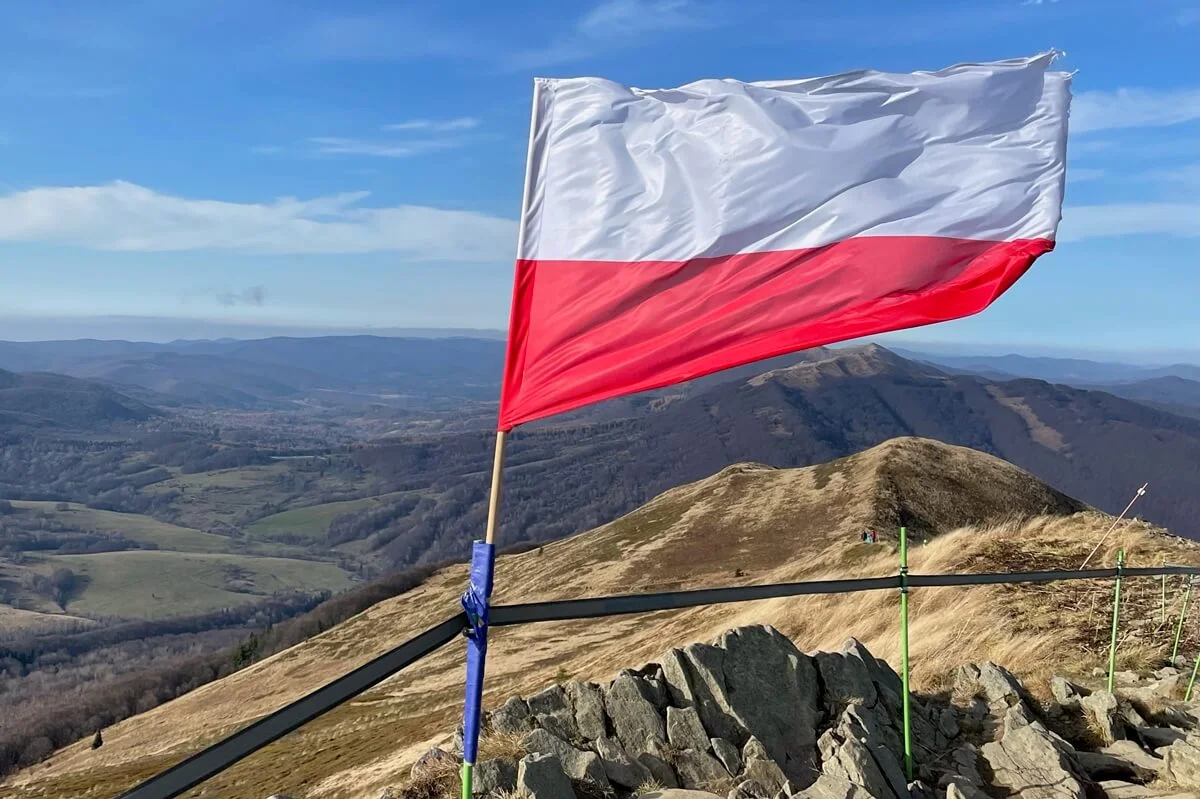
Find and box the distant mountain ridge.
[0,336,507,410]
[0,369,157,430]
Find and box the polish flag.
[499,53,1071,430]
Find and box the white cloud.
[0,181,516,259]
[308,136,462,158]
[1135,163,1200,185]
[510,0,718,69]
[1072,88,1200,133]
[1059,203,1200,241]
[383,117,480,132]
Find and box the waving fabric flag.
[498,53,1071,430]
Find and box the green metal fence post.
[899,526,913,781]
[1186,652,1200,703]
[1107,549,1125,692]
[1163,562,1168,626]
[1174,580,1194,663]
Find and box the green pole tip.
[461,761,474,799]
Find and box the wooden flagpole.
[461,78,542,799]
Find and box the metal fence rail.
[116,563,1200,799]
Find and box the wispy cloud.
[308,136,463,158]
[282,10,472,62]
[215,286,267,307]
[1059,203,1200,241]
[1135,163,1200,185]
[1072,87,1200,133]
[0,181,515,259]
[383,117,480,132]
[509,0,719,70]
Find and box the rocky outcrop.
[981,706,1085,799]
[475,627,919,799]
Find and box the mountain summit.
[11,439,1194,799]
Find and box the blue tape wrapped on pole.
[460,541,496,799]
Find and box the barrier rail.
[116,558,1200,799]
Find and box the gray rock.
[1133,725,1186,749]
[523,728,611,792]
[711,738,742,778]
[475,758,519,796]
[380,790,398,799]
[938,707,960,739]
[1082,690,1126,745]
[566,681,609,742]
[664,627,825,785]
[1122,675,1182,706]
[1050,676,1083,707]
[944,779,988,799]
[727,779,768,799]
[411,747,455,779]
[976,661,1024,706]
[1161,734,1200,787]
[821,736,895,799]
[953,664,982,698]
[740,757,788,798]
[639,738,681,790]
[594,735,653,790]
[606,671,668,752]
[1101,740,1164,778]
[492,696,535,734]
[907,779,931,799]
[717,626,823,786]
[841,638,903,700]
[793,773,877,799]
[1097,780,1157,799]
[981,705,1084,799]
[815,651,877,709]
[948,745,985,789]
[518,753,576,799]
[1113,671,1141,685]
[640,792,724,799]
[643,672,670,710]
[1074,750,1156,783]
[669,707,714,753]
[530,685,581,743]
[674,749,733,792]
[1156,667,1181,679]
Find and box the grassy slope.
[244,492,413,543]
[6,438,1199,799]
[48,551,356,619]
[7,501,231,553]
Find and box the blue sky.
[0,0,1198,357]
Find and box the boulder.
[662,627,823,787]
[1157,667,1181,679]
[669,707,714,753]
[639,739,681,790]
[673,749,733,793]
[1082,690,1125,745]
[975,662,1025,707]
[938,708,961,740]
[474,758,519,796]
[1161,734,1200,787]
[1132,726,1186,749]
[1099,740,1165,781]
[711,738,742,778]
[1073,750,1156,783]
[606,671,668,752]
[841,639,903,702]
[411,747,455,779]
[594,735,653,790]
[944,779,988,799]
[566,681,609,742]
[821,737,895,799]
[529,685,581,743]
[523,729,611,792]
[981,706,1085,799]
[492,696,535,734]
[726,779,768,799]
[793,773,878,799]
[518,753,576,799]
[1050,677,1084,707]
[739,739,789,798]
[640,792,724,799]
[815,650,877,709]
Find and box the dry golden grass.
[3,438,1197,799]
